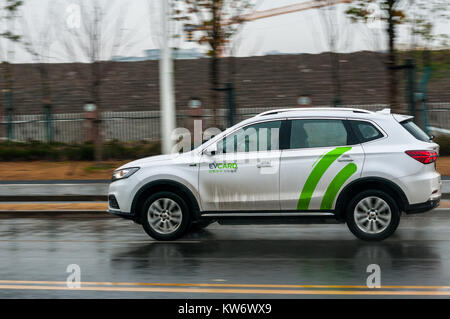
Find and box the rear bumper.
[404,196,441,214]
[396,171,441,205]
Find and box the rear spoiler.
[376,108,413,122]
[392,114,413,122]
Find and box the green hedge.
[0,140,161,161]
[0,136,449,161]
[435,135,450,156]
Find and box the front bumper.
[108,209,138,222]
[108,176,141,214]
[404,196,441,214]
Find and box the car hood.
[115,152,195,170]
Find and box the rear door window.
[289,119,352,149]
[350,120,384,143]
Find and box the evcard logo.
[209,162,238,174]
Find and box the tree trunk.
[387,0,399,112]
[227,53,237,126]
[39,64,53,142]
[210,0,220,128]
[3,62,14,140]
[92,62,103,165]
[210,55,219,128]
[330,51,341,106]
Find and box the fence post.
[44,103,53,142]
[416,66,432,133]
[84,102,97,142]
[225,82,236,128]
[4,89,13,140]
[404,58,416,116]
[0,107,3,140]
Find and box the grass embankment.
[0,137,449,180]
[0,157,448,181]
[0,140,160,180]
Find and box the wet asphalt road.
[1,209,450,298]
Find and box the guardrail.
[0,180,448,201]
[0,182,108,201]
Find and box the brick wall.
[4,51,450,114]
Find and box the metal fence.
[1,103,449,143]
[428,108,450,135]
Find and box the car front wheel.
[346,190,400,241]
[141,191,191,241]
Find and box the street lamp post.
[84,101,97,142]
[188,97,203,149]
[43,98,53,142]
[159,0,176,154]
[297,95,312,108]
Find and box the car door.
[280,118,364,211]
[199,120,283,211]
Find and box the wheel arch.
[334,177,409,220]
[131,179,201,224]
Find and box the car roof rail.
[256,107,373,117]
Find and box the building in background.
[112,48,205,62]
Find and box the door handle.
[256,161,272,168]
[337,155,354,162]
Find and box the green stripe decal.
[297,147,352,210]
[320,163,357,210]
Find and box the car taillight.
[405,150,438,164]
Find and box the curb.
[0,210,107,213]
[0,210,110,217]
[0,180,111,184]
[0,196,107,202]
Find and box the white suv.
[108,108,441,241]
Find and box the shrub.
[435,135,450,156]
[0,140,161,161]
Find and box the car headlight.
[112,167,140,182]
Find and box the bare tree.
[55,0,139,163]
[173,0,256,128]
[408,0,449,62]
[19,1,56,141]
[408,0,449,128]
[346,0,407,112]
[316,0,354,106]
[0,0,23,140]
[346,0,448,112]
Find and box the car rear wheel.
[141,191,191,241]
[346,190,400,241]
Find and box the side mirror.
[429,134,435,141]
[203,144,217,156]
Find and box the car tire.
[346,189,400,241]
[141,191,191,241]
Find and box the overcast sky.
[5,0,450,63]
